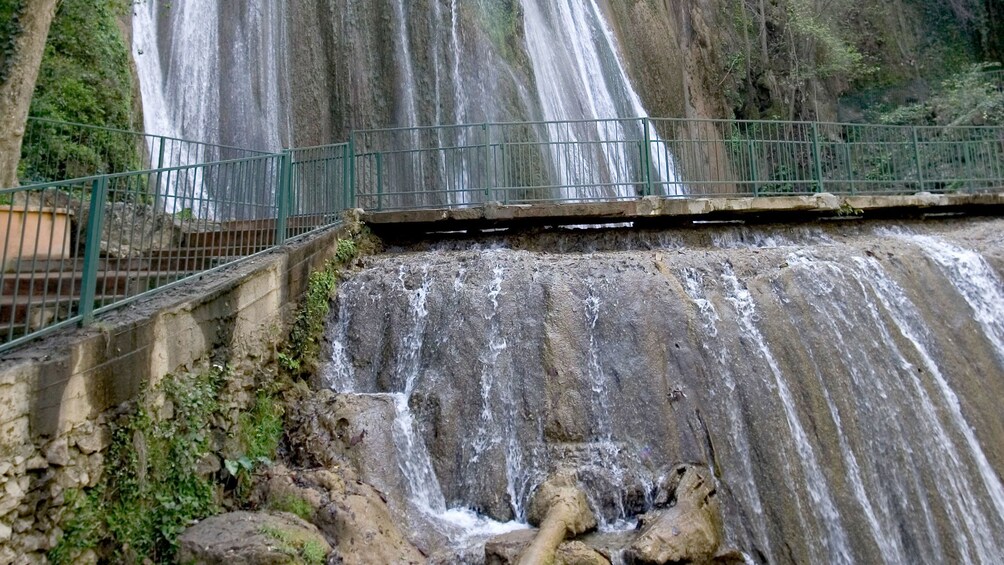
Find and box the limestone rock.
[519,471,598,565]
[257,466,424,565]
[527,471,597,534]
[45,438,70,467]
[626,465,722,564]
[177,511,331,565]
[485,530,610,565]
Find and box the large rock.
[177,511,331,564]
[518,471,598,565]
[258,465,425,565]
[486,529,610,565]
[626,465,722,564]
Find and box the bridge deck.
[362,192,1004,236]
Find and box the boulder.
[486,529,610,565]
[626,465,722,564]
[177,511,331,564]
[257,466,425,565]
[518,471,598,564]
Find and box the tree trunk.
[0,0,60,188]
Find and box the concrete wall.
[0,219,357,563]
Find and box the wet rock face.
[323,218,1004,564]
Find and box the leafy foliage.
[50,367,225,564]
[18,0,139,183]
[278,236,364,378]
[878,64,1004,127]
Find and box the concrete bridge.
[363,192,1004,238]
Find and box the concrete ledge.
[363,192,1004,236]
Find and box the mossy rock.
[177,511,331,565]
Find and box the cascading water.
[133,0,681,208]
[132,0,290,217]
[320,219,1004,563]
[521,0,680,197]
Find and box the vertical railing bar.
[275,151,292,246]
[912,126,924,193]
[79,178,108,325]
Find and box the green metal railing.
[21,117,270,185]
[3,114,1004,352]
[1,135,348,352]
[353,118,1004,209]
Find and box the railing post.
[348,132,357,209]
[499,141,509,204]
[912,127,924,192]
[747,139,759,197]
[483,123,492,201]
[275,151,292,246]
[844,142,855,194]
[342,141,351,211]
[811,122,824,193]
[642,118,654,197]
[153,136,167,211]
[79,177,109,325]
[376,152,384,211]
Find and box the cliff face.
[320,218,1004,563]
[134,0,991,150]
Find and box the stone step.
[2,270,196,298]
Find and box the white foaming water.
[323,262,526,547]
[722,268,852,564]
[680,268,772,559]
[852,256,1004,562]
[391,0,419,127]
[584,277,613,439]
[789,256,938,561]
[902,234,1004,364]
[521,0,680,198]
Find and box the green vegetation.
[226,388,285,499]
[878,63,1004,126]
[50,367,225,564]
[722,0,994,121]
[258,526,327,565]
[49,364,289,564]
[473,0,526,67]
[267,493,315,522]
[15,0,140,183]
[278,236,365,378]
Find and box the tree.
[0,0,59,188]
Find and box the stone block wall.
[0,220,356,564]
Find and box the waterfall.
[521,0,680,197]
[134,0,683,207]
[722,267,852,564]
[132,0,290,216]
[133,0,289,152]
[321,220,1004,563]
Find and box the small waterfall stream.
[320,219,1004,564]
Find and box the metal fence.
[353,118,1004,209]
[4,114,1004,351]
[0,144,347,352]
[20,117,271,185]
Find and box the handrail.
[3,115,1004,351]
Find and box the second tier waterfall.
[317,218,1004,564]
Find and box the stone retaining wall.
[0,219,356,564]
